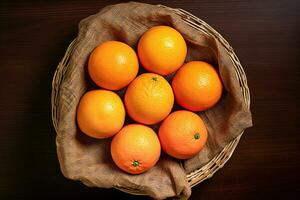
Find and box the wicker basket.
[51,5,250,196]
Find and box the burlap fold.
[55,2,252,199]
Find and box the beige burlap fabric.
[55,2,252,199]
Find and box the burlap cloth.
[55,2,252,199]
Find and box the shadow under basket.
[51,4,251,196]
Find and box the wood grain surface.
[0,0,299,199]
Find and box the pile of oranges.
[77,26,223,174]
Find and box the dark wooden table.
[1,0,299,199]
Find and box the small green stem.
[132,160,139,167]
[194,133,200,140]
[152,77,157,81]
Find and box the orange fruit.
[111,124,161,174]
[172,61,223,111]
[77,90,125,139]
[138,26,187,75]
[158,110,208,159]
[124,73,174,125]
[88,41,139,90]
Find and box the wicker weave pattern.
[51,5,250,195]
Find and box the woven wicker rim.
[51,5,251,196]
